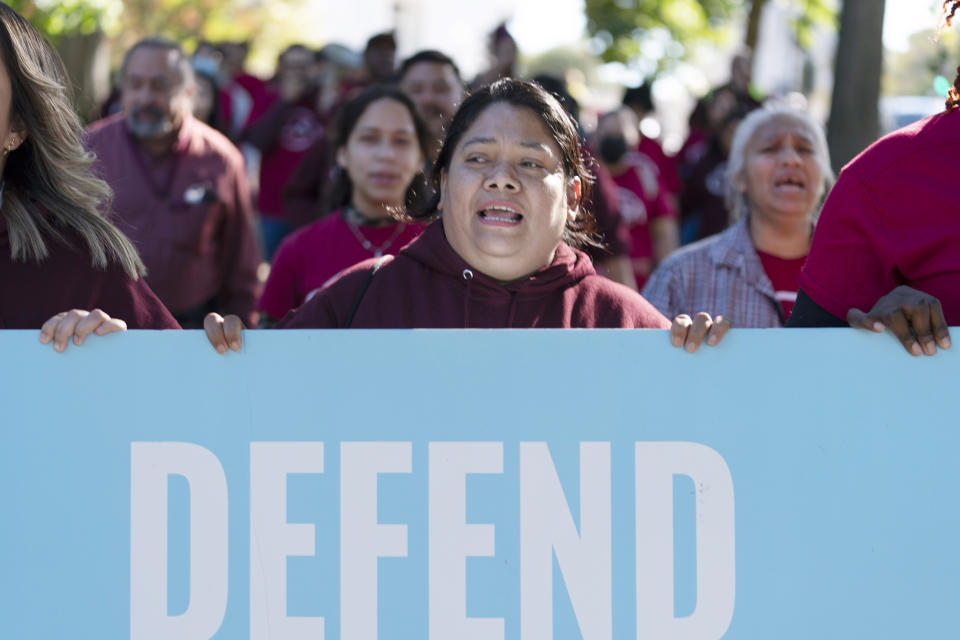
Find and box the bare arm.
[649,216,679,266]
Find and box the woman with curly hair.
[787,0,960,356]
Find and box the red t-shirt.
[610,161,676,290]
[755,249,806,320]
[258,211,423,319]
[799,108,960,323]
[637,137,680,196]
[250,98,325,218]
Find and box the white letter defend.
[428,442,504,640]
[130,442,228,640]
[635,442,735,639]
[250,442,325,640]
[520,442,612,640]
[340,442,412,639]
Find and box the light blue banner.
[0,329,957,639]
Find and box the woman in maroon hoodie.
[0,4,177,347]
[204,79,727,350]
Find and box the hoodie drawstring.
[462,269,474,328]
[506,291,518,328]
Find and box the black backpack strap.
[345,255,392,328]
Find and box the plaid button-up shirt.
[641,217,786,328]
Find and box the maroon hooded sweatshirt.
[0,217,180,329]
[276,220,670,329]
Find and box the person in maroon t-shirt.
[786,2,959,356]
[398,50,466,163]
[203,80,729,351]
[257,86,430,324]
[594,106,679,290]
[282,48,466,228]
[243,44,328,259]
[0,4,177,344]
[217,41,268,140]
[622,84,681,199]
[530,73,636,290]
[363,32,398,86]
[680,107,752,243]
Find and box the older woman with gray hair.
[642,105,833,327]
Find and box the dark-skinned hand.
[847,285,951,356]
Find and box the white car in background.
[879,95,946,134]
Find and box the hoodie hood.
[279,214,670,329]
[401,219,597,304]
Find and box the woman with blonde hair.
[0,4,177,343]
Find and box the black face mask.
[598,136,628,164]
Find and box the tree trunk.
[744,0,768,52]
[826,0,885,172]
[57,31,111,123]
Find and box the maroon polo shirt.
[0,216,179,329]
[85,114,261,327]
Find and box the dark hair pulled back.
[326,85,431,215]
[416,78,598,248]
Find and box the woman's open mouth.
[773,175,807,193]
[369,172,402,185]
[477,202,523,227]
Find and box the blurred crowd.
[6,2,955,350]
[85,25,788,328]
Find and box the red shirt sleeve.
[258,234,303,320]
[104,271,182,330]
[798,171,896,319]
[0,236,180,330]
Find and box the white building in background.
[752,1,836,123]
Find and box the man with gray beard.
[86,38,261,328]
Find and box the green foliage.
[884,29,960,97]
[792,0,836,49]
[584,0,836,75]
[7,0,122,41]
[584,0,739,68]
[8,0,295,52]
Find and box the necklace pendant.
[374,249,383,258]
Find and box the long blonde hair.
[0,4,144,279]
